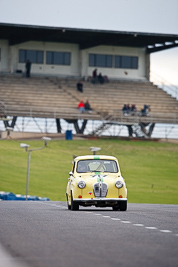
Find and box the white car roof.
[74,155,118,162]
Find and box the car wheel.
[71,193,79,211]
[66,194,71,210]
[112,205,119,211]
[119,201,127,211]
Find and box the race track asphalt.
[0,202,178,267]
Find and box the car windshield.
[76,159,119,173]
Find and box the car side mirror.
[69,171,73,176]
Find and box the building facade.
[0,39,149,80]
[0,23,177,80]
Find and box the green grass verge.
[0,139,178,204]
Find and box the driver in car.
[78,162,89,172]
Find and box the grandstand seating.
[0,75,101,120]
[0,74,177,126]
[58,77,178,124]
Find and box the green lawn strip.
[0,139,177,203]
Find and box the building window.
[89,54,112,68]
[46,51,71,65]
[19,49,44,64]
[115,55,138,69]
[89,54,138,69]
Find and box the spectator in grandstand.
[78,100,85,113]
[122,104,127,114]
[122,104,131,116]
[104,75,109,83]
[25,59,31,78]
[92,68,98,84]
[126,104,131,114]
[131,104,137,115]
[98,73,104,84]
[84,100,92,113]
[76,80,83,93]
[141,104,150,116]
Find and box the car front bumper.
[73,197,127,207]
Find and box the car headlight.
[78,181,86,189]
[115,180,123,189]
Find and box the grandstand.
[0,74,177,138]
[0,23,178,138]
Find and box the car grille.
[93,182,108,197]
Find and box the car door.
[68,162,76,198]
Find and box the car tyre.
[71,193,79,211]
[66,194,71,210]
[119,201,127,211]
[112,205,119,211]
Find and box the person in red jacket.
[78,100,85,113]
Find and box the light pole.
[20,137,51,201]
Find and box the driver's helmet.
[78,162,88,172]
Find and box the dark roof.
[1,23,178,53]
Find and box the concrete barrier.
[0,192,50,201]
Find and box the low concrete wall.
[1,131,65,140]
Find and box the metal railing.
[2,104,178,125]
[150,71,178,100]
[1,112,178,139]
[4,105,102,121]
[100,110,178,125]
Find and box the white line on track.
[133,224,144,227]
[39,203,176,236]
[160,230,172,233]
[39,202,66,209]
[92,212,175,236]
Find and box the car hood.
[75,173,121,183]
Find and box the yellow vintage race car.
[66,154,127,211]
